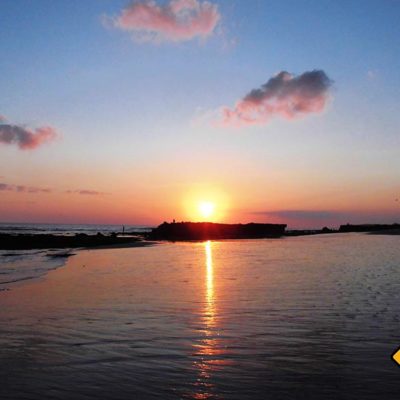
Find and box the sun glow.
[199,201,215,220]
[182,185,229,222]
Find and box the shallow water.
[0,234,399,399]
[0,250,67,289]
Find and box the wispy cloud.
[254,210,341,220]
[0,182,52,194]
[66,189,109,196]
[0,183,110,196]
[221,70,333,127]
[0,115,58,150]
[108,0,220,43]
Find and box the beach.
[0,233,399,399]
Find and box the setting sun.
[182,185,229,222]
[199,201,215,220]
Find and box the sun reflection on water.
[205,240,215,327]
[191,240,228,399]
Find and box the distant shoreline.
[368,229,400,235]
[1,222,399,250]
[0,233,150,251]
[84,241,158,250]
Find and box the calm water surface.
[0,234,399,399]
[0,222,152,235]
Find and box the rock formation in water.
[148,221,287,240]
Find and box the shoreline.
[0,240,158,291]
[1,227,399,252]
[0,233,150,250]
[368,229,400,235]
[83,240,158,250]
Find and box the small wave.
[0,250,68,290]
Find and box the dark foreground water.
[0,234,399,399]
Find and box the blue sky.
[0,0,399,227]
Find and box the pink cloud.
[0,122,58,150]
[221,70,333,127]
[111,0,220,43]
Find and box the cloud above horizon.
[0,183,52,194]
[66,189,109,196]
[0,116,58,150]
[0,183,109,196]
[253,210,341,220]
[109,0,220,43]
[221,70,333,127]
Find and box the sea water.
[0,222,152,236]
[0,233,399,399]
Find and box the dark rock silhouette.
[285,227,337,236]
[148,221,287,241]
[339,223,400,233]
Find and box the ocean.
[0,222,153,236]
[0,233,399,399]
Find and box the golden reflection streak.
[205,240,215,327]
[191,241,219,400]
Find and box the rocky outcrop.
[148,222,287,241]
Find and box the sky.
[0,0,399,228]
